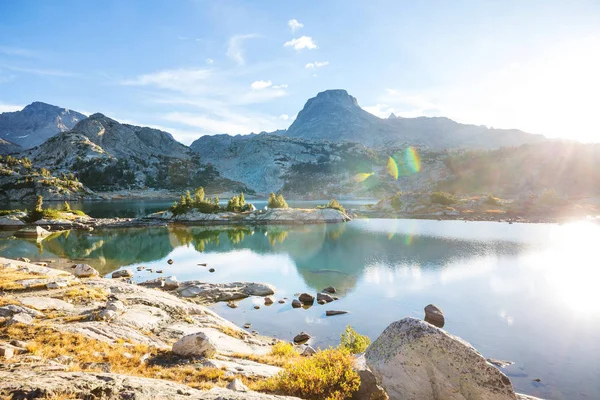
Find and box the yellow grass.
[63,286,108,303]
[0,323,239,390]
[232,342,301,368]
[0,269,50,291]
[485,209,506,214]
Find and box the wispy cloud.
[206,58,214,64]
[0,103,24,113]
[288,19,304,33]
[227,34,259,65]
[365,89,441,118]
[122,68,212,93]
[250,80,272,90]
[305,61,329,69]
[0,64,77,77]
[177,36,189,40]
[272,84,288,89]
[284,36,317,50]
[0,46,38,58]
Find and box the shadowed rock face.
[0,138,21,154]
[0,102,86,150]
[365,317,517,400]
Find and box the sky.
[0,0,599,144]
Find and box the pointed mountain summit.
[283,89,545,148]
[285,89,383,144]
[0,102,86,150]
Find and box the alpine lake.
[1,199,599,400]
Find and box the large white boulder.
[365,318,517,400]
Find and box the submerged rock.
[291,299,302,308]
[176,281,275,303]
[326,310,348,316]
[365,317,516,400]
[322,286,336,294]
[317,292,334,303]
[14,226,51,239]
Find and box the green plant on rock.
[339,324,371,354]
[268,193,289,209]
[390,192,403,210]
[260,347,360,400]
[62,201,72,212]
[484,194,501,206]
[318,198,345,213]
[430,191,457,205]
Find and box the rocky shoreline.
[0,208,352,234]
[0,257,544,400]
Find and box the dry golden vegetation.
[0,324,237,390]
[0,269,51,291]
[63,286,108,303]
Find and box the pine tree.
[194,187,205,204]
[35,195,43,213]
[185,190,193,206]
[239,192,245,207]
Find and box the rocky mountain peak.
[0,101,87,151]
[306,89,359,109]
[388,113,398,119]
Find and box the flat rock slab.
[176,281,276,303]
[59,322,169,348]
[201,357,282,378]
[20,297,74,312]
[119,304,171,331]
[0,370,300,400]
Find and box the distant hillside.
[436,141,600,197]
[191,133,447,197]
[0,138,21,154]
[25,113,247,193]
[0,154,98,202]
[284,89,546,149]
[0,102,86,150]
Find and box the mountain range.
[4,89,594,200]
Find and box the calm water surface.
[1,218,599,400]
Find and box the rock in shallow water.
[326,310,348,316]
[424,303,444,328]
[298,293,314,304]
[176,281,275,303]
[365,317,516,400]
[293,332,311,344]
[291,299,302,308]
[111,269,133,279]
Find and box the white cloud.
[227,34,259,65]
[305,61,329,69]
[162,110,283,136]
[177,36,189,40]
[250,80,272,90]
[363,104,398,118]
[288,19,304,33]
[122,68,211,94]
[1,64,76,77]
[279,114,289,120]
[206,58,214,64]
[272,84,288,89]
[0,103,23,113]
[284,36,317,50]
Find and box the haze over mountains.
[6,88,592,200]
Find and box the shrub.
[430,191,456,205]
[318,199,345,213]
[390,192,403,210]
[339,325,371,354]
[0,209,24,216]
[268,193,289,209]
[270,342,298,358]
[484,194,501,206]
[261,348,360,400]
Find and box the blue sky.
[1,0,599,144]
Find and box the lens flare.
[405,147,421,173]
[353,172,374,182]
[387,157,399,179]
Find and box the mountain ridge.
[0,102,87,150]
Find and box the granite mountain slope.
[0,102,86,150]
[24,113,246,193]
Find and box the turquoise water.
[1,218,599,399]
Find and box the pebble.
[209,268,215,273]
[167,259,174,264]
